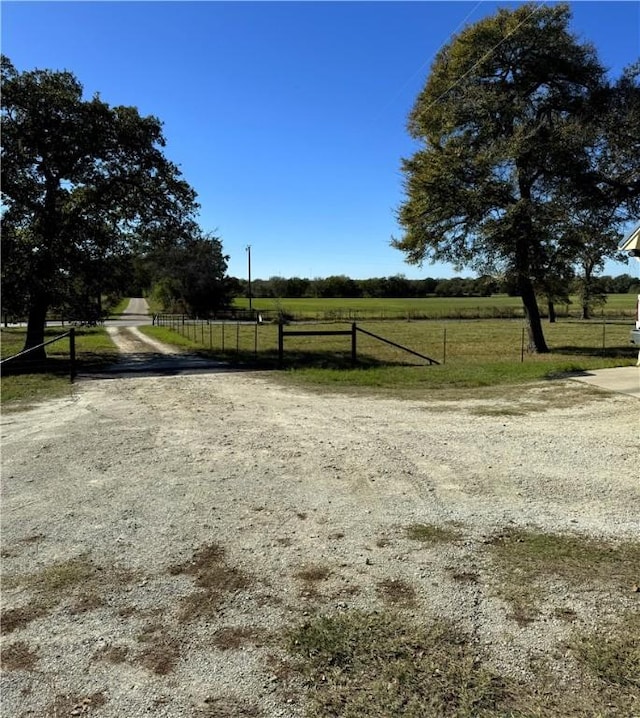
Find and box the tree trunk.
[513,170,549,353]
[513,213,549,352]
[520,276,549,352]
[547,298,557,323]
[23,294,49,361]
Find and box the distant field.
[234,293,638,321]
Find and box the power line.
[421,2,544,114]
[374,0,486,120]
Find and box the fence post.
[351,322,357,366]
[69,328,76,382]
[254,320,258,358]
[278,322,284,367]
[443,327,447,365]
[521,327,525,362]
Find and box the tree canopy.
[0,56,206,356]
[145,231,233,316]
[394,3,640,351]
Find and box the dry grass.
[1,640,39,671]
[284,528,640,716]
[449,569,480,584]
[136,622,181,675]
[69,591,105,614]
[0,603,50,635]
[196,695,263,717]
[42,691,107,718]
[211,626,268,651]
[95,645,129,664]
[294,563,333,601]
[376,578,417,607]
[487,528,640,625]
[287,611,506,718]
[294,564,332,582]
[1,555,136,634]
[168,543,253,623]
[468,384,612,416]
[570,611,640,691]
[286,608,640,717]
[405,522,462,544]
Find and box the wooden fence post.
[69,328,76,381]
[351,322,357,366]
[278,322,284,367]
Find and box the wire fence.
[154,315,637,367]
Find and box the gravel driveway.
[1,324,639,717]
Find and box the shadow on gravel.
[77,352,263,380]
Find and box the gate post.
[278,322,284,368]
[69,328,76,382]
[351,323,357,366]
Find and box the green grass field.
[233,293,639,321]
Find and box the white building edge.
[620,221,640,255]
[619,222,640,362]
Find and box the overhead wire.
[374,0,486,120]
[420,2,544,114]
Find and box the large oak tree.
[1,56,200,358]
[394,4,640,352]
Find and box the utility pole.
[246,245,252,313]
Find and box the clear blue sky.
[2,1,639,281]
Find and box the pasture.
[233,293,639,321]
[148,315,637,395]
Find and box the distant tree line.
[233,273,640,301]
